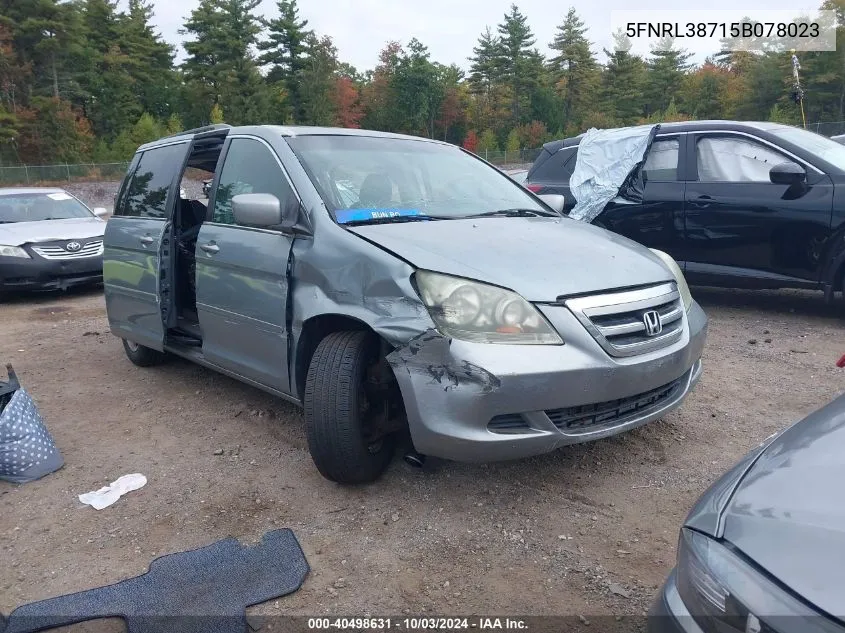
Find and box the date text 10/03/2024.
[307,617,528,630]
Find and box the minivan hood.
[347,217,672,301]
[0,217,105,246]
[720,395,845,619]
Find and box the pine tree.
[119,0,177,120]
[181,0,270,126]
[393,39,439,136]
[468,27,502,95]
[298,34,338,126]
[644,38,692,117]
[549,8,599,129]
[257,0,312,122]
[496,4,542,125]
[78,0,140,139]
[602,31,646,125]
[1,0,86,102]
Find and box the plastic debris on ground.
[0,364,64,484]
[79,473,147,510]
[568,124,657,223]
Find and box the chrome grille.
[31,240,104,260]
[565,282,684,357]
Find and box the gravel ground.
[1,285,843,628]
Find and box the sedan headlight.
[415,270,563,345]
[676,528,826,633]
[0,245,30,258]
[650,249,692,312]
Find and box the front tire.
[304,331,395,484]
[122,339,167,367]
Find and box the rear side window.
[530,147,577,183]
[121,143,188,218]
[642,139,680,181]
[212,138,295,226]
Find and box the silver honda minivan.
[103,125,707,483]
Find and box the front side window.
[123,143,188,218]
[769,125,845,171]
[696,136,795,183]
[0,192,94,224]
[212,138,294,226]
[643,139,680,181]
[286,135,552,223]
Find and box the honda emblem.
[643,310,663,336]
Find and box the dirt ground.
[1,286,844,628]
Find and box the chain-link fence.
[478,148,543,167]
[0,162,131,187]
[0,151,544,188]
[808,121,845,137]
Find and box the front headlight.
[415,270,563,345]
[0,245,30,258]
[650,249,692,312]
[676,528,825,633]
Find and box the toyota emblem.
[65,241,82,252]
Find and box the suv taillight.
[526,184,542,193]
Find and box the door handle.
[138,235,154,246]
[199,242,220,254]
[691,194,713,209]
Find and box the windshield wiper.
[341,214,450,227]
[465,208,559,218]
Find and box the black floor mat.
[1,529,309,633]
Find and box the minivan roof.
[137,124,452,153]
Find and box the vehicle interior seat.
[357,173,393,208]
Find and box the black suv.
[526,121,845,300]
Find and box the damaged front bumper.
[388,301,707,462]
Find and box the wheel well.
[294,314,376,400]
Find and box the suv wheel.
[122,339,167,367]
[304,331,396,484]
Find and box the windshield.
[285,135,553,223]
[0,192,94,224]
[769,126,845,172]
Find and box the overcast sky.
[135,0,826,71]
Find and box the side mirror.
[538,193,566,214]
[93,207,108,217]
[232,193,283,228]
[770,162,806,186]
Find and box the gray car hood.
[348,217,673,301]
[0,217,106,246]
[720,394,845,618]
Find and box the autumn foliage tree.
[462,129,479,152]
[332,75,363,128]
[4,1,845,169]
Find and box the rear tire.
[122,339,167,367]
[304,331,396,484]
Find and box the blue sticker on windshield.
[335,208,422,224]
